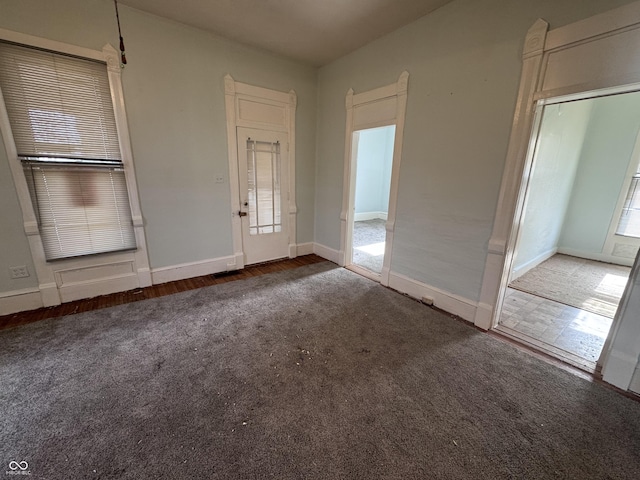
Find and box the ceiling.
[118,0,454,66]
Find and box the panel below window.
[23,162,137,260]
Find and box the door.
[237,127,289,265]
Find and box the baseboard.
[511,247,557,280]
[58,274,139,303]
[296,242,314,256]
[354,211,388,222]
[151,255,236,285]
[388,272,478,322]
[0,287,43,316]
[602,349,638,390]
[313,243,340,264]
[557,247,634,267]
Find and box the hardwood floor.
[0,254,327,332]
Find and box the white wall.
[314,0,638,303]
[559,92,640,260]
[0,0,317,296]
[511,101,593,278]
[354,125,395,217]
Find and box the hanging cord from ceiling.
[114,0,127,66]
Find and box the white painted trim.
[224,75,297,266]
[475,3,640,391]
[388,272,478,323]
[474,19,549,331]
[0,27,103,61]
[150,255,237,285]
[347,264,381,282]
[295,242,314,256]
[0,29,152,307]
[0,288,42,316]
[313,243,340,264]
[339,71,409,290]
[511,248,557,280]
[354,211,388,221]
[556,247,635,267]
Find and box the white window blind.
[23,163,136,260]
[0,40,136,260]
[616,165,640,238]
[0,41,121,160]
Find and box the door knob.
[238,211,248,217]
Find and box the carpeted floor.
[509,254,631,318]
[352,219,386,273]
[2,262,640,479]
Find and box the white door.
[237,127,290,265]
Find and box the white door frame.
[339,71,409,286]
[473,2,640,390]
[224,75,297,269]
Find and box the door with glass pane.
[237,127,289,265]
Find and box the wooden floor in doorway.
[0,254,327,332]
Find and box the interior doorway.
[349,125,396,275]
[495,91,640,371]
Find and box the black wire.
[114,0,127,64]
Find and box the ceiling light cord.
[114,0,127,66]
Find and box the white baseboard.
[354,211,388,222]
[151,255,236,285]
[557,247,634,267]
[296,242,314,256]
[313,243,340,264]
[0,287,43,316]
[511,247,557,280]
[388,272,478,322]
[58,274,139,303]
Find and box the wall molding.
[557,247,634,267]
[354,211,388,222]
[0,287,42,316]
[511,247,557,280]
[313,243,340,264]
[388,272,478,322]
[296,242,314,256]
[150,255,237,285]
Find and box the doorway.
[350,125,396,275]
[339,71,409,286]
[495,91,640,370]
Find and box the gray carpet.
[2,262,640,479]
[352,219,386,273]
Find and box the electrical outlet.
[9,265,29,279]
[215,174,224,184]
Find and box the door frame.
[339,71,409,286]
[473,2,640,390]
[224,75,297,269]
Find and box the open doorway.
[496,91,640,370]
[350,125,396,275]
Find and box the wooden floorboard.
[0,254,327,332]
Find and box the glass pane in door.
[246,139,282,235]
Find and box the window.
[0,41,136,260]
[616,162,640,238]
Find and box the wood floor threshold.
[0,254,327,331]
[489,327,640,403]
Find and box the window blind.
[0,41,121,160]
[23,163,136,260]
[616,173,640,238]
[0,40,136,260]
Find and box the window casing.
[0,40,136,260]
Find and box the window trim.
[0,28,151,307]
